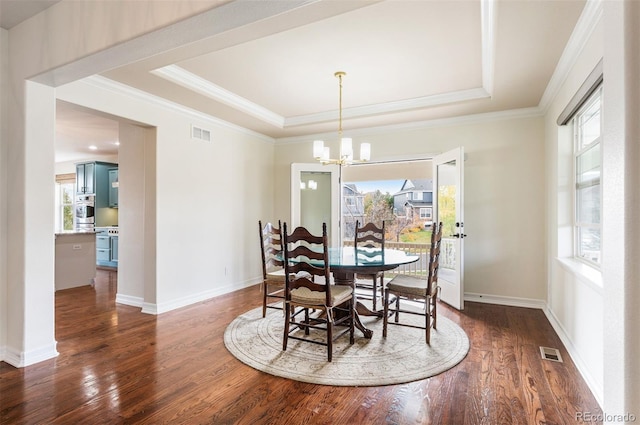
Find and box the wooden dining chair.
[382,221,443,344]
[258,220,286,317]
[354,220,385,310]
[282,222,354,362]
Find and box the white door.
[432,147,465,310]
[291,163,341,245]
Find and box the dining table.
[327,246,420,338]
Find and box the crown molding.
[152,65,285,128]
[276,106,543,145]
[285,87,491,127]
[82,75,275,143]
[150,0,496,129]
[538,0,603,112]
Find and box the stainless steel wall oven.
[75,195,95,230]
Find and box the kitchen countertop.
[55,230,96,237]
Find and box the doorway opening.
[341,159,434,277]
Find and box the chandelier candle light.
[313,72,371,166]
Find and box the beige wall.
[276,114,547,302]
[1,0,283,364]
[0,28,7,357]
[56,78,276,313]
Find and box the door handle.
[452,233,467,238]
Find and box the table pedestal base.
[333,270,383,339]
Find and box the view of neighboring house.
[392,179,434,227]
[342,183,365,238]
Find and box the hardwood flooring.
[1,270,602,424]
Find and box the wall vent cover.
[540,346,563,362]
[191,125,212,142]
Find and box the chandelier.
[313,72,371,166]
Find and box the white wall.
[543,16,604,404]
[56,78,276,313]
[275,114,547,304]
[601,0,640,415]
[2,0,279,365]
[117,122,150,305]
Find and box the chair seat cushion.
[387,274,429,297]
[265,268,286,283]
[266,269,313,284]
[290,285,352,306]
[356,271,382,280]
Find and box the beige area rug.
[224,304,469,386]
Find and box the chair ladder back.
[259,220,283,277]
[283,222,332,306]
[427,222,443,294]
[354,220,385,250]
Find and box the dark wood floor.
[1,270,602,424]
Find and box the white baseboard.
[464,292,547,309]
[151,278,260,315]
[141,302,157,315]
[543,306,603,407]
[115,293,144,307]
[2,343,59,368]
[117,279,260,315]
[464,291,603,408]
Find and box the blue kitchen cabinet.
[96,229,118,268]
[108,169,119,208]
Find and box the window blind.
[557,59,603,126]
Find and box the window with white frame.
[573,86,602,266]
[55,174,75,232]
[419,207,432,219]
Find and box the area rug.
[224,305,469,386]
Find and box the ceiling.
[3,0,587,162]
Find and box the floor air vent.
[540,346,563,362]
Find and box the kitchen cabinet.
[108,169,119,208]
[111,236,119,263]
[75,162,95,194]
[75,161,118,228]
[96,228,118,268]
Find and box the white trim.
[464,292,547,309]
[152,65,285,128]
[481,0,496,95]
[82,75,275,143]
[463,292,603,407]
[141,303,158,315]
[153,68,491,130]
[286,88,491,127]
[277,107,543,145]
[544,306,603,407]
[539,0,603,112]
[147,0,497,130]
[115,293,144,308]
[556,257,603,293]
[2,343,59,368]
[149,278,260,315]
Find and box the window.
[414,191,423,201]
[55,173,76,232]
[574,86,602,266]
[419,207,432,220]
